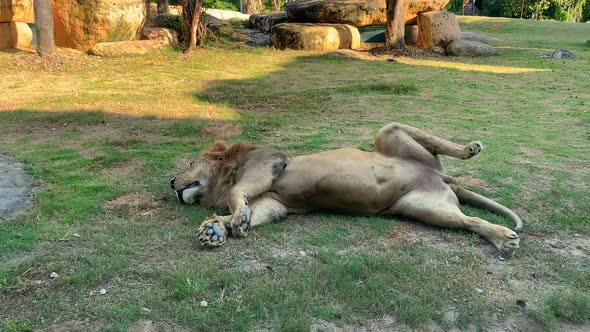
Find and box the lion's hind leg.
[374,123,483,160]
[392,189,520,256]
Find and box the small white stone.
[49,272,58,279]
[99,288,107,295]
[299,251,306,256]
[200,300,208,307]
[498,256,505,261]
[141,307,151,314]
[475,288,484,294]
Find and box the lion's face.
[170,157,212,204]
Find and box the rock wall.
[0,0,33,49]
[0,0,34,23]
[285,0,450,27]
[50,0,149,50]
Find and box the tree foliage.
[456,0,589,22]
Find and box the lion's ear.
[203,141,228,160]
[211,141,227,152]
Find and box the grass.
[0,16,589,331]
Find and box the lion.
[170,123,522,255]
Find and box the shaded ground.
[0,154,33,220]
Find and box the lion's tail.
[450,185,524,233]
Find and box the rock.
[446,40,497,56]
[141,27,178,47]
[0,21,32,49]
[88,39,170,57]
[200,300,208,307]
[285,0,450,27]
[149,3,183,16]
[249,12,288,33]
[99,288,107,295]
[240,28,271,46]
[416,10,461,48]
[204,8,250,21]
[541,49,576,59]
[475,288,484,294]
[461,31,487,44]
[202,13,230,32]
[405,25,418,45]
[0,154,34,219]
[0,0,33,23]
[50,0,149,50]
[141,307,151,314]
[271,23,360,51]
[211,234,218,241]
[49,272,59,279]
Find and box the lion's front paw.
[230,206,251,238]
[197,216,228,248]
[490,227,520,257]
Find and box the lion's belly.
[271,149,416,214]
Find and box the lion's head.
[170,141,258,206]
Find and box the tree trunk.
[385,0,405,50]
[33,0,55,56]
[271,0,280,11]
[157,0,169,14]
[243,0,264,14]
[183,0,204,50]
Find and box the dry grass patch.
[105,192,164,217]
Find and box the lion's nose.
[169,177,176,189]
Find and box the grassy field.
[1,17,589,331]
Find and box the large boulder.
[285,0,450,27]
[249,12,288,33]
[271,23,360,51]
[445,40,497,56]
[50,0,149,50]
[141,27,178,47]
[0,0,34,23]
[0,21,32,49]
[416,10,460,48]
[88,39,170,57]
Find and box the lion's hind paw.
[466,141,483,159]
[197,215,228,248]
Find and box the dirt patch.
[5,49,101,73]
[385,221,454,250]
[455,175,492,189]
[543,234,590,265]
[203,122,242,138]
[518,146,544,158]
[11,265,53,295]
[101,159,144,183]
[105,192,163,217]
[37,320,105,332]
[127,319,190,332]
